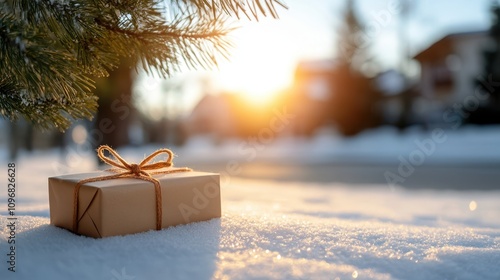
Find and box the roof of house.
[295,59,337,73]
[413,30,488,62]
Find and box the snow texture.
[1,127,500,279]
[172,125,500,165]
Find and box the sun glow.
[214,18,298,105]
[134,1,336,115]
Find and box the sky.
[134,0,492,118]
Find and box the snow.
[173,125,500,165]
[1,126,500,279]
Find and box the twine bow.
[73,145,192,233]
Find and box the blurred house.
[413,30,489,123]
[290,59,335,135]
[289,59,381,136]
[374,69,411,125]
[182,90,296,142]
[181,94,237,142]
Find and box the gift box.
[49,171,220,238]
[48,146,221,238]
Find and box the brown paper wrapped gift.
[48,146,221,238]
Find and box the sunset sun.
[214,19,298,104]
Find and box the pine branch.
[174,0,287,20]
[93,9,233,76]
[0,0,287,130]
[0,77,97,130]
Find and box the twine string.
[72,145,192,233]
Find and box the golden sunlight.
[214,19,298,105]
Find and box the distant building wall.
[414,30,489,122]
[452,33,490,102]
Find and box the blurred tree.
[482,2,500,104]
[395,0,413,130]
[337,0,366,68]
[92,58,134,153]
[332,0,380,136]
[471,1,500,124]
[0,0,286,131]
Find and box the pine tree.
[0,0,286,130]
[332,0,380,136]
[481,1,500,106]
[468,1,500,125]
[336,0,367,70]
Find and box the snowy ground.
[1,126,500,279]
